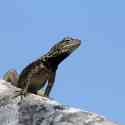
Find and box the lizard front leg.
[22,74,32,96]
[16,69,36,99]
[44,71,56,97]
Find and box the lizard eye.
[64,38,71,41]
[65,39,70,41]
[63,37,73,42]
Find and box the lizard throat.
[42,53,70,70]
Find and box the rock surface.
[0,80,119,125]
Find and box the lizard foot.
[13,89,28,101]
[37,89,45,96]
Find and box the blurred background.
[0,0,124,124]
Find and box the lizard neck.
[41,53,70,71]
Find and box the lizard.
[3,37,81,97]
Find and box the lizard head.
[44,37,81,67]
[49,37,81,56]
[56,37,81,53]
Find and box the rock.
[0,80,119,125]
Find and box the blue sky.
[0,0,124,124]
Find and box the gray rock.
[0,80,119,125]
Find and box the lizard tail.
[3,69,19,87]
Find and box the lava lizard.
[3,37,81,97]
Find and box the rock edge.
[0,80,119,125]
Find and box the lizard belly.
[28,70,48,93]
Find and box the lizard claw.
[13,89,27,101]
